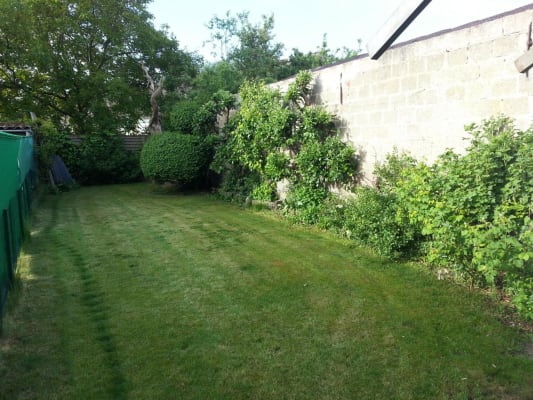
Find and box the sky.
[147,0,533,61]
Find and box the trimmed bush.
[140,132,211,187]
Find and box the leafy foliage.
[204,11,361,83]
[251,181,277,202]
[190,62,243,104]
[38,128,141,186]
[214,71,358,221]
[278,35,362,79]
[75,133,142,185]
[310,117,532,319]
[140,132,212,188]
[216,165,261,203]
[227,80,293,173]
[168,90,236,136]
[317,151,421,258]
[36,120,80,174]
[168,101,202,134]
[228,13,284,82]
[341,188,411,257]
[205,11,283,82]
[391,116,532,318]
[0,0,199,135]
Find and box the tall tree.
[229,13,283,82]
[192,61,243,103]
[0,0,199,135]
[205,11,284,82]
[277,35,361,80]
[204,10,239,62]
[204,12,360,83]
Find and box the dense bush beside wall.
[314,116,532,318]
[316,150,421,258]
[397,117,532,318]
[216,166,261,203]
[340,116,532,319]
[212,71,358,218]
[140,132,213,188]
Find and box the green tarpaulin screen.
[0,131,35,317]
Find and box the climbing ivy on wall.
[212,71,358,221]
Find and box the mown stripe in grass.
[48,203,128,399]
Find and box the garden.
[1,3,532,398]
[2,72,530,400]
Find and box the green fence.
[0,131,36,317]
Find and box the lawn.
[1,183,532,400]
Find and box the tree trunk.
[141,63,164,134]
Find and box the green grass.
[1,183,532,400]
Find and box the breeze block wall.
[274,5,533,183]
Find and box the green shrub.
[341,188,413,257]
[313,150,420,257]
[37,124,80,177]
[168,91,236,136]
[264,152,290,181]
[315,196,348,232]
[251,182,276,202]
[394,116,532,318]
[284,185,330,225]
[216,166,260,203]
[214,72,358,211]
[168,101,200,134]
[294,137,355,188]
[374,149,418,193]
[38,127,140,186]
[470,123,533,317]
[76,133,141,185]
[140,132,212,187]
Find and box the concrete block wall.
[274,5,533,183]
